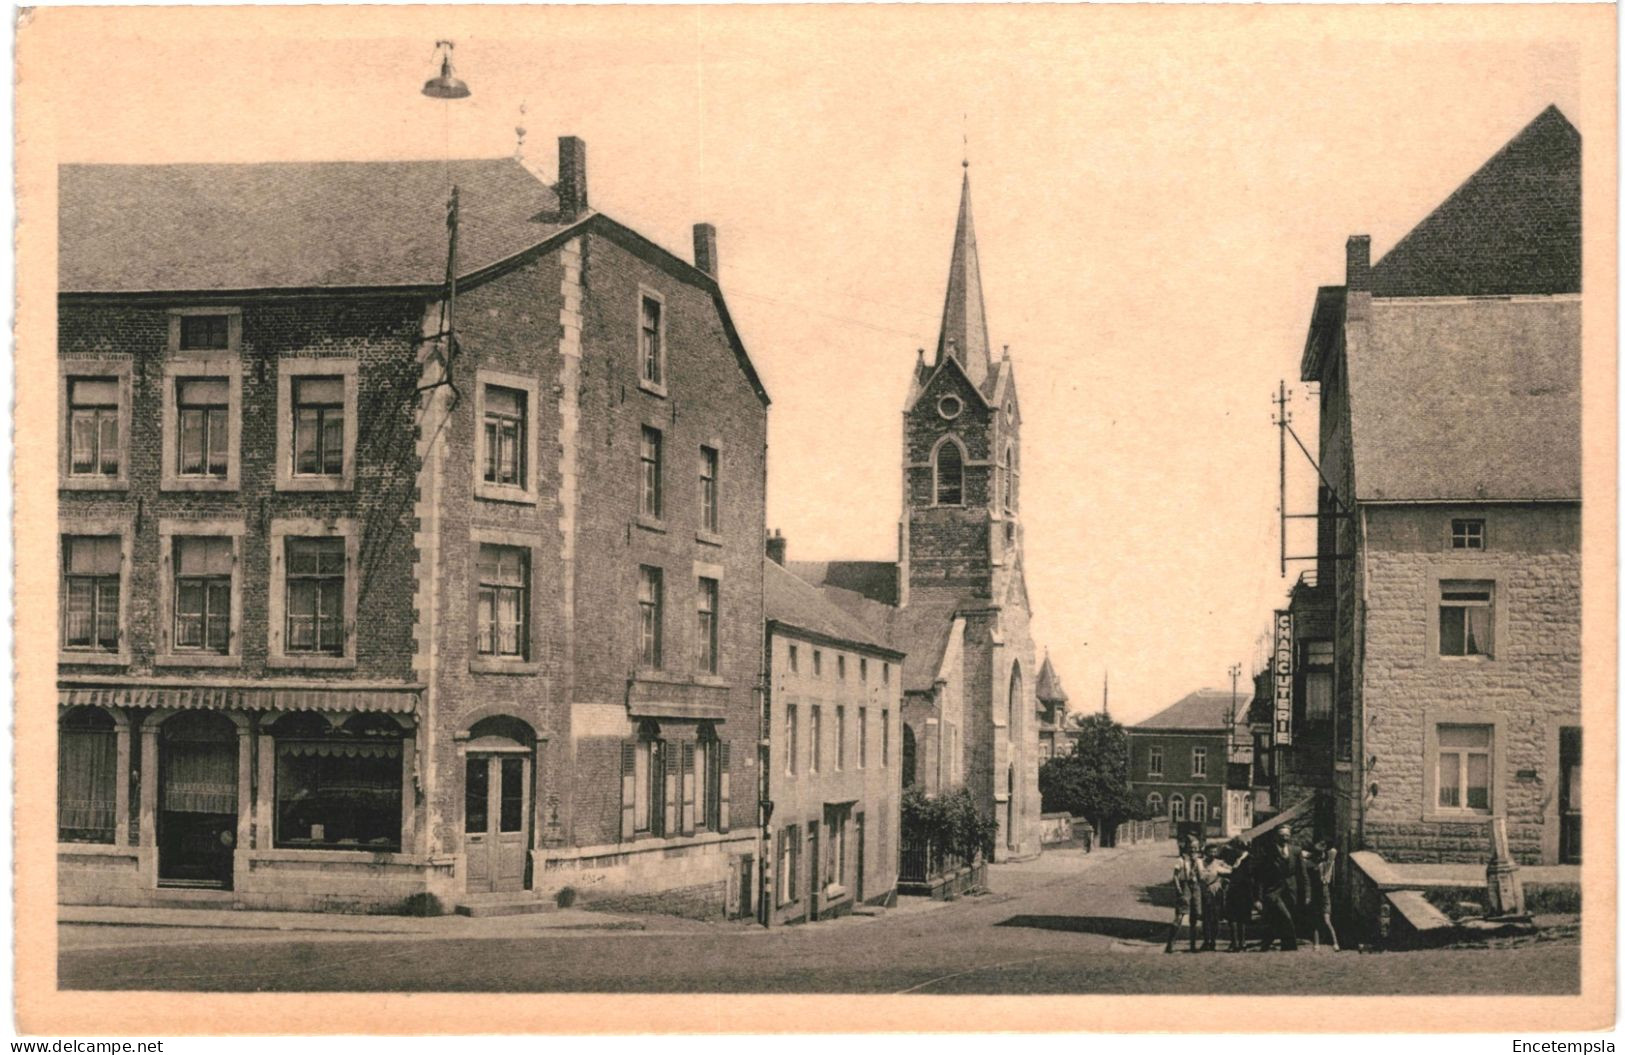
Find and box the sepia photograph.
[11,1,1616,1036]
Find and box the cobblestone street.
[58,842,1579,994]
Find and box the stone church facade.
[791,167,1047,861]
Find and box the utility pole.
[1274,381,1291,577]
[1228,662,1243,757]
[1102,670,1109,717]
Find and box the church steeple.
[936,164,993,390]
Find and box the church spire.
[936,164,993,390]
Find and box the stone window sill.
[154,653,243,669]
[636,515,667,534]
[470,657,544,676]
[277,476,354,493]
[267,654,357,671]
[696,530,724,547]
[638,378,669,399]
[475,483,536,506]
[161,477,239,493]
[59,651,129,667]
[61,477,129,492]
[1422,810,1494,825]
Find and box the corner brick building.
[56,139,769,915]
[1127,689,1238,838]
[1296,105,1581,868]
[789,167,1048,862]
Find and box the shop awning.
[59,685,419,715]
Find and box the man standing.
[1253,824,1306,951]
[1164,835,1203,953]
[1196,843,1231,952]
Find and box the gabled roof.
[902,347,994,415]
[765,561,902,658]
[1370,105,1580,298]
[935,167,993,392]
[60,158,571,293]
[1036,654,1068,703]
[1133,689,1238,732]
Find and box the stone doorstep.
[454,895,555,918]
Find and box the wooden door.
[465,753,530,893]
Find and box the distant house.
[1035,653,1070,761]
[1127,689,1245,837]
[1294,105,1581,866]
[763,557,905,925]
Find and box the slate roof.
[764,560,901,657]
[936,168,994,391]
[785,561,899,607]
[1350,296,1580,502]
[1133,689,1239,732]
[60,158,571,293]
[1036,654,1068,703]
[804,578,971,695]
[1370,105,1580,297]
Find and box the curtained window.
[68,377,121,479]
[62,535,122,652]
[1440,581,1494,658]
[273,714,403,851]
[292,376,346,477]
[59,707,117,843]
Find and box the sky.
[35,5,1590,725]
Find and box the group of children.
[1165,823,1339,953]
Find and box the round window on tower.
[937,395,963,421]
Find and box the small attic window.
[180,314,231,351]
[937,395,963,421]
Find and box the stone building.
[762,557,905,925]
[788,166,1049,861]
[56,138,770,914]
[1035,654,1070,761]
[1127,689,1239,837]
[1297,105,1581,866]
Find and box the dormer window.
[934,439,964,506]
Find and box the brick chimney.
[1346,234,1371,293]
[693,223,718,276]
[766,529,787,566]
[558,136,588,221]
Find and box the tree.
[1039,712,1143,839]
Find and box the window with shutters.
[268,519,358,669]
[61,534,124,657]
[624,724,667,839]
[699,446,719,535]
[157,524,244,666]
[473,372,540,502]
[778,824,800,906]
[639,426,664,520]
[476,545,530,659]
[161,360,241,491]
[638,565,664,668]
[696,577,719,674]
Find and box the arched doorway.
[157,711,239,888]
[463,715,535,893]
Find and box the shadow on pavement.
[1137,883,1178,908]
[995,914,1166,942]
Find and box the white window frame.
[276,358,359,492]
[1437,578,1497,659]
[1147,792,1164,816]
[58,518,134,667]
[267,518,359,670]
[1450,518,1487,550]
[1191,746,1208,778]
[469,528,544,674]
[1423,711,1505,824]
[161,357,243,492]
[1170,794,1186,822]
[473,370,541,504]
[155,519,245,668]
[637,286,668,396]
[1147,744,1164,777]
[59,360,133,491]
[1191,794,1207,824]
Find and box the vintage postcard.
[12,2,1617,1036]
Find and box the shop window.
[58,706,117,844]
[273,713,404,852]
